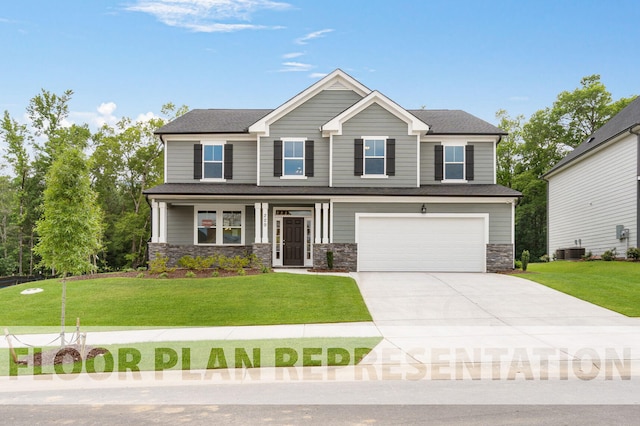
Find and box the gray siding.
[333,104,418,187]
[167,206,193,245]
[420,141,495,185]
[166,140,257,184]
[332,202,512,244]
[259,90,363,186]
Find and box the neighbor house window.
[283,140,304,176]
[444,145,465,180]
[195,207,243,245]
[364,139,385,175]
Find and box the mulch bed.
[66,268,267,281]
[16,345,110,367]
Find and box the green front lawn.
[515,261,640,316]
[0,273,372,327]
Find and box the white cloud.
[295,28,333,45]
[282,52,304,59]
[136,111,160,123]
[126,0,291,32]
[279,62,313,72]
[68,102,119,129]
[309,72,327,78]
[97,101,117,117]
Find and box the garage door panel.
[357,215,486,272]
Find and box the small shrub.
[158,272,169,279]
[582,251,594,261]
[539,254,550,263]
[521,250,530,272]
[185,271,196,278]
[514,260,522,270]
[137,266,147,272]
[327,251,334,270]
[211,270,219,277]
[219,255,250,271]
[136,272,145,279]
[261,264,271,274]
[627,247,640,261]
[237,267,246,276]
[602,248,617,261]
[149,254,176,274]
[178,255,215,271]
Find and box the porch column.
[254,203,262,243]
[158,202,167,244]
[315,203,322,244]
[261,202,269,243]
[151,200,159,243]
[322,203,329,244]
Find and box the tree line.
[0,76,636,276]
[0,89,187,276]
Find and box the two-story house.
[144,69,520,272]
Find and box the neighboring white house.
[544,96,640,258]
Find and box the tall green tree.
[495,109,524,189]
[33,146,103,345]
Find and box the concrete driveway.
[353,272,640,378]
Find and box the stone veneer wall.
[313,243,358,271]
[486,244,514,272]
[251,243,272,269]
[149,243,253,267]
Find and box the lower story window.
[196,207,244,245]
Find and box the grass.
[515,261,640,316]
[2,337,383,377]
[0,273,372,327]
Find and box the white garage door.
[357,214,487,272]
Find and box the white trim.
[162,134,256,142]
[254,203,262,244]
[272,207,315,267]
[330,201,334,243]
[280,176,308,180]
[163,143,168,183]
[256,137,261,186]
[281,138,307,178]
[441,142,467,183]
[314,203,322,244]
[200,141,227,181]
[151,201,159,243]
[330,196,518,204]
[160,195,518,204]
[422,135,500,144]
[322,91,429,136]
[511,199,516,264]
[193,204,246,246]
[493,140,497,184]
[158,202,167,243]
[249,70,371,137]
[322,203,329,244]
[360,175,389,179]
[329,134,334,187]
[416,135,421,187]
[261,203,269,243]
[362,136,388,177]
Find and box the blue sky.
[1,0,638,132]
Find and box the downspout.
[631,125,640,251]
[145,196,153,269]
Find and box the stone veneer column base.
[486,244,514,272]
[251,243,272,269]
[313,243,358,271]
[148,243,254,267]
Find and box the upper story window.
[444,146,464,180]
[273,139,314,178]
[364,139,385,175]
[203,144,223,179]
[434,144,474,182]
[284,140,305,176]
[193,142,233,181]
[354,137,396,177]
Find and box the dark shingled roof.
[156,109,272,134]
[545,96,640,176]
[409,110,506,135]
[144,183,521,198]
[155,108,505,136]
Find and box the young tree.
[33,146,103,345]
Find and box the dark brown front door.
[283,217,304,266]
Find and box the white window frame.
[201,141,226,182]
[442,142,467,183]
[362,136,388,178]
[281,138,307,179]
[194,205,245,246]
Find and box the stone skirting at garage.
[486,244,514,272]
[313,243,358,271]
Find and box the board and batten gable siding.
[165,139,257,184]
[548,134,637,256]
[332,202,512,244]
[259,90,363,186]
[420,141,495,184]
[333,104,417,187]
[166,204,255,245]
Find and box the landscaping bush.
[521,250,530,272]
[514,260,522,270]
[185,271,196,278]
[218,255,250,271]
[539,254,550,263]
[327,251,334,270]
[178,255,215,271]
[627,247,640,261]
[602,248,617,261]
[148,254,176,274]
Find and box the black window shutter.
[193,143,202,180]
[273,140,282,177]
[386,139,396,176]
[434,144,443,181]
[354,138,363,176]
[465,144,474,181]
[224,144,233,180]
[305,140,314,177]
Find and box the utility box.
[616,225,625,239]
